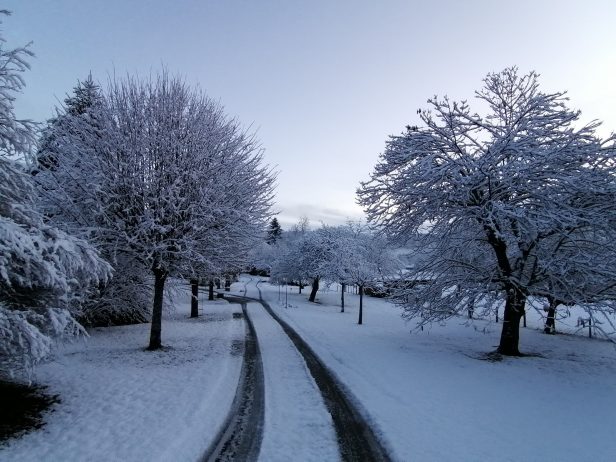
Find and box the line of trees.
[358,67,616,355]
[256,220,403,325]
[1,10,275,379]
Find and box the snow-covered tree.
[35,76,151,326]
[320,224,403,323]
[35,71,275,349]
[0,14,110,376]
[270,227,328,300]
[34,74,103,173]
[266,217,282,244]
[295,229,333,302]
[1,159,111,376]
[0,11,36,161]
[290,215,310,237]
[358,67,616,355]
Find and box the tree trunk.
[358,285,364,325]
[208,280,215,301]
[497,288,526,356]
[308,276,319,302]
[468,297,475,319]
[224,276,231,292]
[544,298,558,334]
[148,268,168,350]
[298,280,304,294]
[215,278,221,289]
[340,283,346,313]
[190,279,199,318]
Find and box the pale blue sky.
[6,0,616,228]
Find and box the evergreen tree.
[34,75,151,327]
[35,74,103,173]
[0,13,111,377]
[64,73,101,116]
[266,217,282,244]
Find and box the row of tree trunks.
[194,277,226,311]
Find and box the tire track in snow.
[201,298,264,462]
[247,279,391,462]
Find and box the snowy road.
[202,298,264,462]
[248,299,340,462]
[216,279,392,462]
[208,289,339,462]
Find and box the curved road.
[203,278,392,462]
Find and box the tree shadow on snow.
[470,350,545,362]
[0,380,59,443]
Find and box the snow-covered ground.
[0,282,244,462]
[4,276,615,462]
[246,277,616,462]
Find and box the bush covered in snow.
[0,158,111,378]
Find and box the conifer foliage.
[0,12,111,377]
[266,217,282,244]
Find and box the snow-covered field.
[246,277,616,462]
[3,276,615,462]
[0,282,244,462]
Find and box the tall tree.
[36,71,275,350]
[34,76,151,326]
[0,12,110,377]
[359,67,616,355]
[266,217,282,244]
[35,74,103,172]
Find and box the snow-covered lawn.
[0,282,243,462]
[247,277,616,462]
[4,276,615,462]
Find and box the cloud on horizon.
[275,202,365,229]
